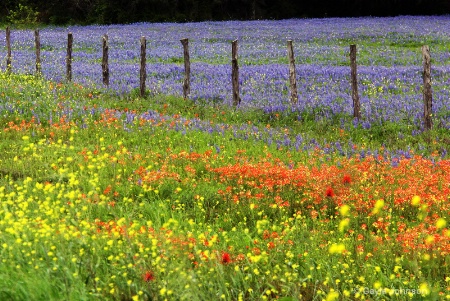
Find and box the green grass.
[0,72,448,301]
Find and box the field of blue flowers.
[2,16,450,129]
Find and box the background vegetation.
[1,0,450,26]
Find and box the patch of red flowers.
[142,271,155,282]
[221,252,231,264]
[325,187,334,197]
[343,174,351,184]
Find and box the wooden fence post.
[422,45,433,130]
[232,40,241,107]
[140,36,146,97]
[180,38,190,100]
[102,34,109,86]
[34,29,41,75]
[350,44,361,119]
[287,40,298,104]
[66,33,73,82]
[6,27,11,74]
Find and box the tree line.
[1,0,449,26]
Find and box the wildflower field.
[0,17,449,300]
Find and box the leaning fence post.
[232,40,241,107]
[287,40,298,104]
[102,34,109,86]
[350,44,361,120]
[66,33,73,82]
[180,38,190,100]
[6,27,11,74]
[34,29,41,75]
[140,36,146,97]
[422,45,433,130]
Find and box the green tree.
[1,0,39,26]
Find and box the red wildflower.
[221,252,231,264]
[356,245,364,254]
[103,185,112,195]
[343,174,351,184]
[142,271,155,282]
[326,187,334,197]
[252,247,261,255]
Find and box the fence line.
[66,33,73,81]
[231,39,241,107]
[350,44,361,120]
[180,38,190,100]
[422,45,433,131]
[102,34,109,86]
[287,40,298,105]
[140,36,147,98]
[34,29,41,75]
[6,27,11,74]
[2,28,434,130]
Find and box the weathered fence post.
[422,45,433,130]
[350,44,361,119]
[102,34,109,86]
[66,32,73,82]
[287,40,298,104]
[180,38,190,100]
[140,36,146,97]
[34,29,41,75]
[232,40,241,107]
[6,27,11,74]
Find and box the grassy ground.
[0,72,449,300]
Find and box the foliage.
[0,0,449,25]
[0,19,449,300]
[4,3,39,27]
[0,67,449,300]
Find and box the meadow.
[0,16,449,300]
